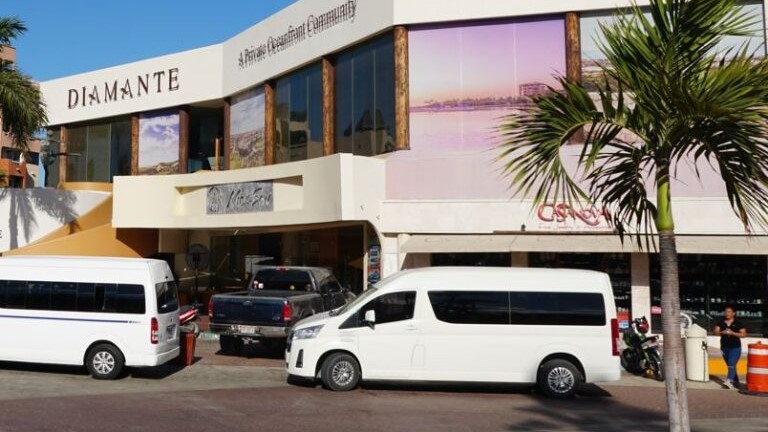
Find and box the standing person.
[714,305,747,389]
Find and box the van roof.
[0,255,161,270]
[380,266,611,289]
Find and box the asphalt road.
[0,340,766,432]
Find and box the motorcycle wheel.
[648,351,664,382]
[621,350,642,374]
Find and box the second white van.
[0,256,180,379]
[286,267,621,398]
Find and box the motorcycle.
[620,316,664,381]
[179,304,201,338]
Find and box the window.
[509,292,605,326]
[428,291,605,326]
[428,291,509,324]
[366,291,416,325]
[156,281,179,313]
[116,284,146,314]
[26,281,51,311]
[0,280,147,314]
[50,282,77,311]
[275,64,323,163]
[5,280,26,309]
[66,117,132,182]
[335,33,395,156]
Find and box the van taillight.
[208,297,214,319]
[151,317,159,345]
[610,318,619,356]
[282,302,292,323]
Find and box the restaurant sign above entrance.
[207,180,274,215]
[534,202,613,232]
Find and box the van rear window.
[156,281,179,313]
[428,291,605,326]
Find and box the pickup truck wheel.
[219,335,243,356]
[321,353,360,391]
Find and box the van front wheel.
[321,353,360,391]
[537,359,581,399]
[86,344,125,380]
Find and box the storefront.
[22,0,767,341]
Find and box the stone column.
[264,82,276,165]
[178,106,190,174]
[223,97,231,170]
[511,252,529,267]
[131,114,139,176]
[322,58,335,156]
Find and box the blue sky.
[4,0,299,81]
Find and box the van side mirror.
[363,310,376,329]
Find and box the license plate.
[238,325,257,334]
[166,324,176,339]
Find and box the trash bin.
[175,331,197,366]
[685,324,709,382]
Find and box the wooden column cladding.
[58,125,68,186]
[223,97,231,170]
[178,106,190,173]
[264,82,276,165]
[131,114,139,175]
[394,26,410,151]
[564,12,583,143]
[322,58,335,156]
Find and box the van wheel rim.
[547,367,575,393]
[93,352,115,375]
[331,360,355,386]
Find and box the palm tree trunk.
[656,175,690,432]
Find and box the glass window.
[0,280,5,308]
[275,64,323,163]
[64,117,131,182]
[335,34,395,156]
[77,283,96,312]
[51,282,78,311]
[189,107,224,172]
[431,253,511,267]
[365,291,416,325]
[5,280,26,309]
[26,281,51,310]
[116,284,146,314]
[509,292,606,326]
[428,291,509,324]
[156,281,179,313]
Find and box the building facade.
[18,0,768,338]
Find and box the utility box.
[685,324,709,382]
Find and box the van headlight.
[292,325,324,340]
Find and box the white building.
[5,0,767,336]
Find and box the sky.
[3,0,300,81]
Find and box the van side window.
[0,280,147,315]
[428,291,509,325]
[428,291,606,326]
[510,292,605,326]
[340,291,416,328]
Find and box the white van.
[0,256,180,379]
[286,267,621,398]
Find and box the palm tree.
[498,0,768,430]
[0,17,47,147]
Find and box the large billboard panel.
[138,110,180,175]
[229,87,266,169]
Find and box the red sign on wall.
[536,203,611,228]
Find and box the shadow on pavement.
[504,394,669,432]
[353,381,612,398]
[0,360,88,377]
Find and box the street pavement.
[0,340,766,432]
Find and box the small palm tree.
[498,1,768,430]
[0,17,46,147]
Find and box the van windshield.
[156,281,179,313]
[330,287,377,316]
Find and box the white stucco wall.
[0,188,110,252]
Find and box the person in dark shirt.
[714,305,747,388]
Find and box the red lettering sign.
[536,203,610,226]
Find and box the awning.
[399,234,768,255]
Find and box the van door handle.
[405,324,418,331]
[243,301,253,306]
